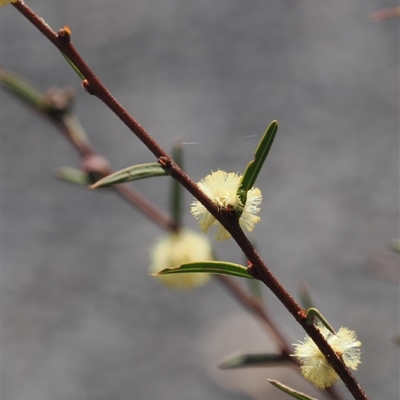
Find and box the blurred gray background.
[2,1,399,399]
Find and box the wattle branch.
[11,2,368,399]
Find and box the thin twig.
[4,72,177,231]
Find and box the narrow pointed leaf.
[60,52,86,80]
[219,352,289,369]
[90,163,170,188]
[57,167,91,186]
[1,69,49,110]
[170,141,184,228]
[1,69,73,120]
[268,380,318,400]
[152,261,253,279]
[306,308,335,334]
[238,120,278,205]
[297,282,315,310]
[389,239,400,253]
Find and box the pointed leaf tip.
[0,68,49,110]
[57,167,91,186]
[219,352,289,369]
[239,120,278,203]
[268,380,318,400]
[90,163,170,189]
[153,261,253,279]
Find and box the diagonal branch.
[11,2,368,399]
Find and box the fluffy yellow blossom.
[0,0,17,6]
[191,170,262,240]
[149,229,213,290]
[292,324,362,389]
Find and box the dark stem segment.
[214,275,344,400]
[12,2,368,399]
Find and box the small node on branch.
[57,26,71,44]
[44,86,75,118]
[82,79,95,95]
[247,262,261,280]
[81,154,111,177]
[298,309,308,321]
[81,154,112,185]
[158,156,172,168]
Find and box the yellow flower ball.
[0,0,17,6]
[191,170,262,240]
[292,324,362,389]
[149,229,213,290]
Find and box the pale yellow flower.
[0,0,17,6]
[190,170,262,240]
[149,229,213,290]
[292,324,362,389]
